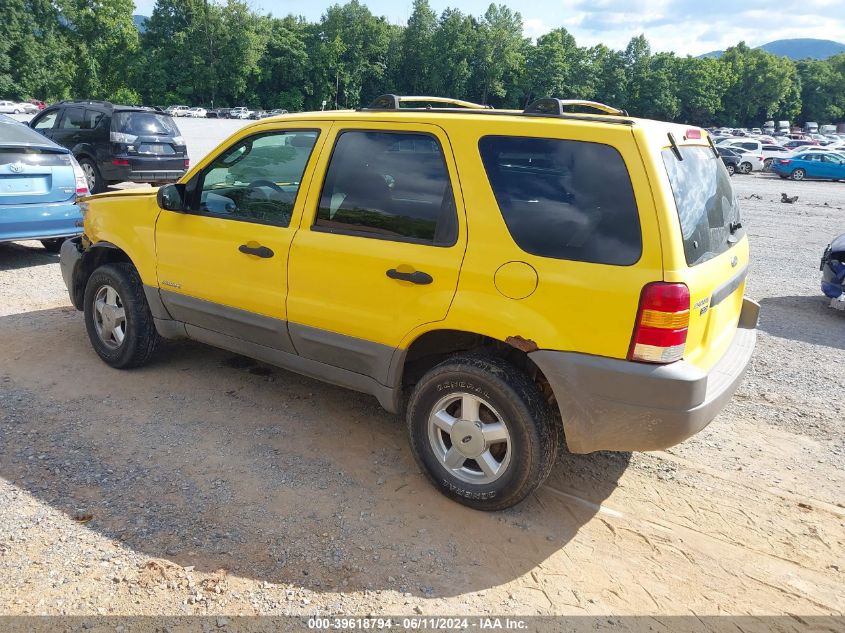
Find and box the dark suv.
[29,101,188,193]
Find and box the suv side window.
[314,131,458,246]
[479,136,641,266]
[59,107,85,129]
[84,109,105,130]
[193,130,319,227]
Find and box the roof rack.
[363,94,493,111]
[523,98,628,117]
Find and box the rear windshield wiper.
[728,220,744,243]
[667,132,683,161]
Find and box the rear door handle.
[239,244,274,258]
[386,268,433,285]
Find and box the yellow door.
[286,122,467,381]
[155,124,328,350]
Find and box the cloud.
[559,0,845,55]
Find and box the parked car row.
[166,105,289,119]
[713,133,845,180]
[0,100,42,114]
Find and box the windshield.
[112,111,179,136]
[663,146,741,267]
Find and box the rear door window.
[59,107,85,129]
[662,146,741,267]
[84,110,105,130]
[314,131,458,246]
[478,136,642,265]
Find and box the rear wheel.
[791,168,806,181]
[83,263,161,368]
[726,163,736,176]
[406,354,559,511]
[739,161,752,174]
[40,238,64,253]
[763,158,773,171]
[78,157,103,193]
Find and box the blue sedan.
[771,151,845,181]
[0,114,87,252]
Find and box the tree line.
[2,0,845,126]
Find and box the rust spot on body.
[505,335,538,353]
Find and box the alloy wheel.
[92,284,126,349]
[427,392,511,484]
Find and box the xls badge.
[693,297,710,316]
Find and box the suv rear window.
[112,111,179,136]
[662,146,741,267]
[478,136,642,265]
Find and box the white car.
[0,100,29,114]
[228,107,252,119]
[165,105,190,117]
[761,143,792,170]
[186,107,207,118]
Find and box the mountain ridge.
[701,38,845,60]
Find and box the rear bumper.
[0,200,82,243]
[529,297,759,454]
[101,156,186,184]
[60,236,85,309]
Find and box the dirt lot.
[0,166,843,623]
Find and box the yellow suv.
[60,95,759,510]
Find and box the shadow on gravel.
[0,241,58,271]
[0,307,630,598]
[758,295,845,350]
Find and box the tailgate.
[660,142,748,371]
[0,148,75,205]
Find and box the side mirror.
[157,183,186,212]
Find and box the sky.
[132,0,845,57]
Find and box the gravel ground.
[0,148,843,626]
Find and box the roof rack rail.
[363,94,493,111]
[524,98,628,117]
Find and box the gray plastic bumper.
[529,297,759,454]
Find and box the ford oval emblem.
[730,255,738,268]
[10,162,24,173]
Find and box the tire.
[739,161,752,174]
[78,157,103,194]
[40,238,64,253]
[726,164,736,176]
[763,158,773,171]
[406,353,560,511]
[83,263,161,369]
[791,169,805,181]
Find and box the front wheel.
[406,354,559,511]
[791,168,806,181]
[726,164,736,176]
[83,263,161,368]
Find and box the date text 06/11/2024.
[307,617,529,630]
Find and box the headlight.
[110,131,138,144]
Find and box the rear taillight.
[184,159,190,169]
[628,282,690,364]
[112,159,129,166]
[778,159,791,164]
[69,156,89,196]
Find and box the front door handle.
[386,268,433,285]
[239,244,274,258]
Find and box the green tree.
[622,34,650,114]
[719,42,800,126]
[797,58,845,123]
[59,0,140,101]
[523,28,587,105]
[428,9,477,100]
[471,4,525,105]
[676,56,732,125]
[0,0,76,101]
[396,0,437,94]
